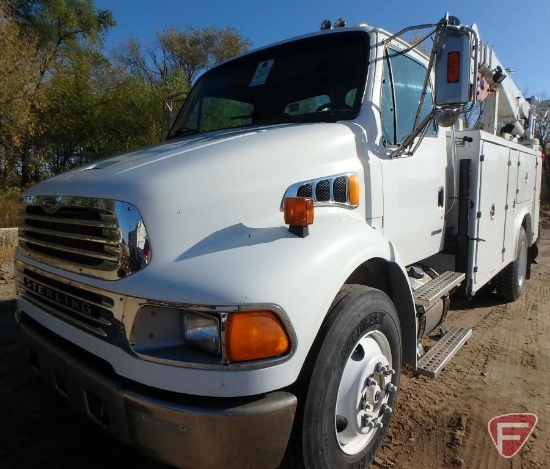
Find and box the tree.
[15,0,114,89]
[115,26,252,88]
[1,5,253,187]
[4,0,115,185]
[0,6,40,185]
[534,99,550,204]
[535,101,550,156]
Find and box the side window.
[381,49,433,145]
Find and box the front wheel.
[283,285,401,469]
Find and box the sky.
[94,0,550,98]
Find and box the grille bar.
[19,234,121,262]
[21,224,120,245]
[23,213,117,228]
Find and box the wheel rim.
[518,238,528,288]
[335,330,396,455]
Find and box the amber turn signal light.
[284,197,314,226]
[348,173,360,206]
[226,311,290,362]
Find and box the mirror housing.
[435,23,475,106]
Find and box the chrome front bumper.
[17,316,297,469]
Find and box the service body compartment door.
[453,131,521,295]
[516,151,537,204]
[471,140,515,291]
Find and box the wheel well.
[344,258,417,366]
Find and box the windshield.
[168,31,370,139]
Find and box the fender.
[17,211,418,397]
[511,206,533,257]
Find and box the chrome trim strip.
[22,213,117,229]
[21,224,120,245]
[18,247,120,279]
[19,234,121,262]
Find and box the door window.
[381,49,433,145]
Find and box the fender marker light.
[284,197,314,238]
[348,173,360,206]
[226,311,290,362]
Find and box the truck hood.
[26,123,364,264]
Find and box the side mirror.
[434,26,475,106]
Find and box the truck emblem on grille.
[41,197,59,214]
[24,277,95,317]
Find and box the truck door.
[378,48,446,265]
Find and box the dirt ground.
[1,231,549,469]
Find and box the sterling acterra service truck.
[15,13,541,469]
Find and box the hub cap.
[335,330,396,455]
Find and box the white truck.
[15,13,541,469]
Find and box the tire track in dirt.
[377,245,550,468]
[3,233,550,469]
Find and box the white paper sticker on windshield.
[250,59,274,86]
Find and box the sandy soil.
[1,231,549,468]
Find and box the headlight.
[131,305,292,367]
[183,311,220,355]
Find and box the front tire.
[284,285,401,469]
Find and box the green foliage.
[116,25,252,88]
[0,1,251,187]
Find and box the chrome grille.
[16,261,123,341]
[19,196,151,280]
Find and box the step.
[416,326,472,378]
[413,271,465,308]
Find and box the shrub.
[0,187,21,228]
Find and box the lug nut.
[362,416,375,429]
[361,400,373,411]
[376,362,388,373]
[366,377,377,387]
[384,368,396,376]
[381,404,393,414]
[386,383,397,393]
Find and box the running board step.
[413,271,465,307]
[416,327,472,378]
